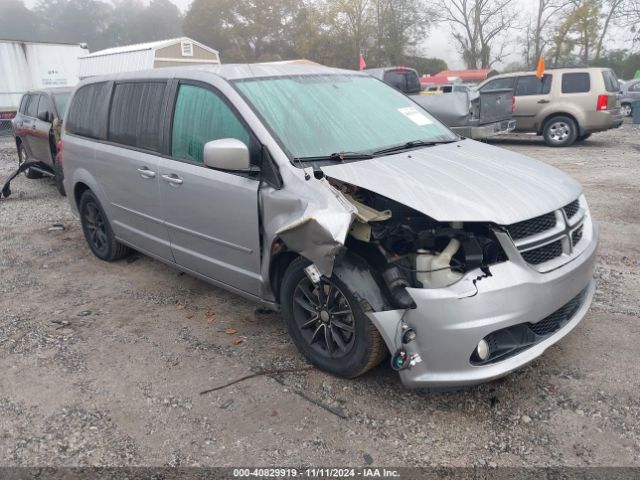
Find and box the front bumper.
[368,219,598,389]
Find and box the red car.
[11,87,73,195]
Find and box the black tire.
[18,143,42,179]
[575,133,592,142]
[280,256,386,378]
[543,116,578,147]
[53,156,66,196]
[79,190,130,261]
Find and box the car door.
[31,93,54,166]
[159,82,262,295]
[512,74,553,130]
[99,81,174,261]
[21,94,41,159]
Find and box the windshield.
[234,74,456,160]
[53,92,71,118]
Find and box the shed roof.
[80,37,218,59]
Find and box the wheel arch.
[73,182,91,209]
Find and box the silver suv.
[477,67,623,146]
[62,64,598,389]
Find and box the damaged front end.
[262,169,597,389]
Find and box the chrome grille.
[521,240,563,265]
[505,212,556,240]
[500,197,587,270]
[563,199,580,219]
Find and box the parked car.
[620,78,640,117]
[11,87,73,195]
[62,64,597,389]
[367,66,515,139]
[477,68,623,147]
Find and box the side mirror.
[203,138,250,171]
[37,111,51,122]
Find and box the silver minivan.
[62,64,598,389]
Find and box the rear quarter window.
[561,73,590,93]
[66,82,111,139]
[19,95,29,114]
[601,70,619,92]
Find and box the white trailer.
[1,39,86,134]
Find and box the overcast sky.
[25,0,633,69]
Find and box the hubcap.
[84,202,108,254]
[292,277,356,359]
[549,121,570,143]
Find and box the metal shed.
[78,37,220,78]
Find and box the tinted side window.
[19,95,29,114]
[26,95,40,117]
[562,73,590,93]
[171,84,249,164]
[66,82,111,139]
[480,77,515,91]
[108,82,166,151]
[631,82,640,92]
[514,75,552,96]
[37,95,52,118]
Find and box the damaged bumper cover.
[368,220,599,389]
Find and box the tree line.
[1,0,639,77]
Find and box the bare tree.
[524,0,572,67]
[594,0,626,59]
[436,0,519,69]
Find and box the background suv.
[477,68,623,147]
[11,87,72,195]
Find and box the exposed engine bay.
[327,178,507,310]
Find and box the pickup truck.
[366,66,515,139]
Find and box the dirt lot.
[1,124,639,468]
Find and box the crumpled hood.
[321,139,582,225]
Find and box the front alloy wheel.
[621,104,632,117]
[543,116,577,147]
[293,276,356,359]
[280,257,387,378]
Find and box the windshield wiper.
[294,151,374,162]
[373,139,458,156]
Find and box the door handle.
[161,174,183,185]
[137,167,156,179]
[537,99,550,104]
[31,125,37,129]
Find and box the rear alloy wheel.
[280,257,386,378]
[18,144,42,179]
[79,190,130,261]
[543,116,577,147]
[621,103,632,117]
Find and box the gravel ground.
[0,124,639,468]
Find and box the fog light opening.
[476,339,490,361]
